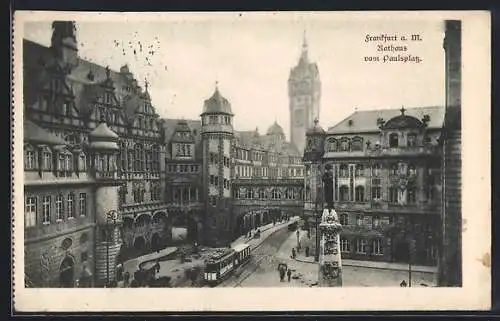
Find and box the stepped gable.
[23,39,157,124]
[162,118,202,160]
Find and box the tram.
[204,248,236,286]
[232,243,251,267]
[203,243,252,286]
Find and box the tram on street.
[203,243,252,286]
[232,243,251,268]
[203,247,236,286]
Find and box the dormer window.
[407,133,417,147]
[326,138,338,152]
[389,133,399,148]
[340,138,350,152]
[41,148,52,170]
[24,147,37,170]
[351,137,363,151]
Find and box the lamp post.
[106,209,118,287]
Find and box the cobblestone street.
[221,227,437,287]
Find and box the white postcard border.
[12,10,491,312]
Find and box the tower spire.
[300,29,308,63]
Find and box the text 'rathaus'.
[22,21,461,288]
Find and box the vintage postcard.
[12,11,491,312]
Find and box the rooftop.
[327,106,445,134]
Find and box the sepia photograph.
[12,11,490,311]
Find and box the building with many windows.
[23,21,311,287]
[303,106,445,266]
[23,21,167,287]
[231,122,305,241]
[161,89,306,247]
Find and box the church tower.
[288,31,321,155]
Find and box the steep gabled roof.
[24,120,66,145]
[327,106,445,134]
[162,118,202,160]
[23,39,157,123]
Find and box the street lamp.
[106,209,118,287]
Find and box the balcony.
[323,145,438,159]
[167,201,204,211]
[367,145,438,157]
[93,170,118,180]
[120,201,169,215]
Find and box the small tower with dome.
[88,122,123,286]
[200,83,235,246]
[266,120,286,149]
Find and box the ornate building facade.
[303,106,445,266]
[23,21,168,287]
[231,121,305,243]
[23,21,308,287]
[161,89,306,247]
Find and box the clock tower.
[288,31,321,155]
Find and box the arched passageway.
[134,236,146,251]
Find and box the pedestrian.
[287,269,292,282]
[124,272,130,287]
[155,260,160,275]
[305,246,310,257]
[292,248,296,259]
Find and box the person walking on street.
[292,248,296,259]
[287,269,292,282]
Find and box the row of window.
[175,143,193,157]
[119,144,161,172]
[339,214,387,228]
[167,164,200,173]
[135,115,157,131]
[325,132,427,153]
[334,163,418,178]
[24,147,87,172]
[233,188,301,200]
[209,175,231,190]
[209,153,230,168]
[336,185,417,203]
[236,165,304,178]
[119,182,161,204]
[171,187,200,203]
[202,115,232,126]
[340,238,383,255]
[234,149,301,164]
[25,193,87,227]
[325,137,364,153]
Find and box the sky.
[23,13,447,139]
